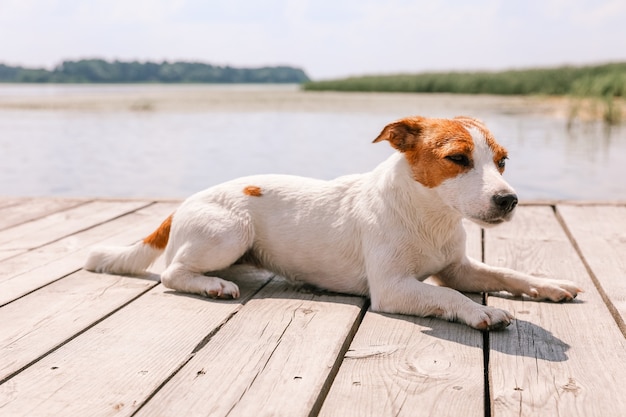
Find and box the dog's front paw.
[463,305,514,331]
[526,279,582,302]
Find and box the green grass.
[303,62,626,95]
[303,62,626,123]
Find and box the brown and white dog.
[85,116,581,330]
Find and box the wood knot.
[561,378,581,395]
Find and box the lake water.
[1,84,625,201]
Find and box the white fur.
[85,117,581,330]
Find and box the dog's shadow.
[376,294,576,363]
[148,268,571,363]
[421,317,571,363]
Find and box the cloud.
[0,0,624,78]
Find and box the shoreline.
[0,83,572,116]
[0,84,622,123]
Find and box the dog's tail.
[84,214,173,275]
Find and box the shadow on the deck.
[152,264,572,363]
[429,320,570,362]
[366,310,571,362]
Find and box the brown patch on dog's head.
[373,116,425,152]
[374,116,481,188]
[243,185,263,197]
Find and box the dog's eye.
[445,154,470,167]
[498,157,507,169]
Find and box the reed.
[303,63,626,123]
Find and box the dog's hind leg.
[160,207,254,299]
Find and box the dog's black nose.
[493,193,518,213]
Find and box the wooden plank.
[0,202,177,305]
[0,200,150,252]
[0,203,179,380]
[485,206,626,416]
[0,269,158,382]
[0,198,86,231]
[0,199,67,261]
[319,220,485,417]
[134,279,366,417]
[319,313,484,417]
[0,197,30,210]
[557,205,626,334]
[0,249,23,262]
[0,269,272,417]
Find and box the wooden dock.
[1,197,625,416]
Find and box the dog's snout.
[493,193,518,213]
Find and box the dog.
[85,115,581,330]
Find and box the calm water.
[1,85,625,200]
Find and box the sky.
[1,0,625,80]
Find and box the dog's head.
[374,116,518,227]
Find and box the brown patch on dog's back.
[143,214,173,250]
[243,185,263,197]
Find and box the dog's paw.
[464,305,514,331]
[202,277,240,299]
[526,279,582,302]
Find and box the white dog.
[85,115,581,330]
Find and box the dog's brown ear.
[372,117,424,152]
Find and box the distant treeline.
[0,59,310,83]
[303,62,626,98]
